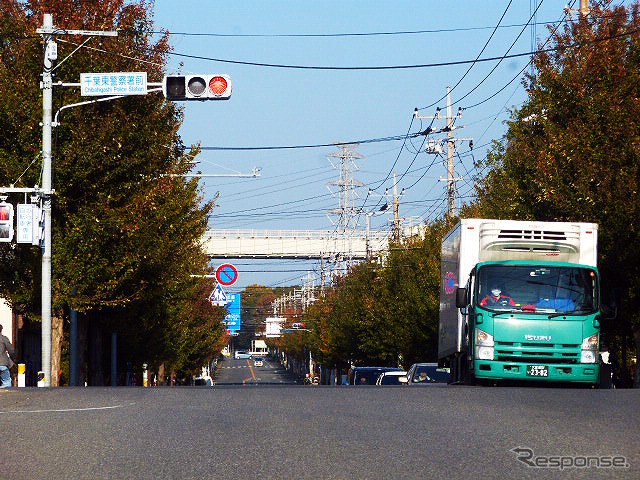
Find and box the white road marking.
[0,402,135,414]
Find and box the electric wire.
[417,0,515,111]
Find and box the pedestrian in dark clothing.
[0,324,16,388]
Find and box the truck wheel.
[451,353,475,385]
[597,363,613,389]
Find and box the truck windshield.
[476,265,597,315]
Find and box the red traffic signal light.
[0,202,14,242]
[163,74,231,101]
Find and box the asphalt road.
[214,356,300,385]
[0,363,638,480]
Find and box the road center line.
[242,359,257,384]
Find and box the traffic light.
[163,74,231,100]
[0,202,14,242]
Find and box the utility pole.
[415,86,472,218]
[566,0,590,16]
[367,173,403,241]
[392,173,401,241]
[36,14,117,386]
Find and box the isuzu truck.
[439,219,611,386]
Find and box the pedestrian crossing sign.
[209,284,230,306]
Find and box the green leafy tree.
[0,0,224,383]
[305,218,452,370]
[471,3,640,386]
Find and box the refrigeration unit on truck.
[438,219,613,386]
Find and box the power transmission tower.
[326,144,365,278]
[326,143,365,233]
[415,86,472,218]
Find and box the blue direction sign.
[216,263,238,286]
[224,293,241,334]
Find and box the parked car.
[349,367,403,385]
[234,351,251,359]
[376,370,408,386]
[400,363,450,385]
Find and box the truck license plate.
[527,365,549,377]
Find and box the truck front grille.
[495,341,581,364]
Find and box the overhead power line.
[169,26,640,71]
[197,133,424,151]
[146,11,633,38]
[148,20,566,38]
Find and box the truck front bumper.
[474,360,599,384]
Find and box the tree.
[0,0,224,383]
[471,3,640,386]
[304,218,452,370]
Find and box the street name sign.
[80,72,147,96]
[16,204,34,243]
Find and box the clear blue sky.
[150,1,626,290]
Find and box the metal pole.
[393,173,400,241]
[70,304,78,386]
[111,333,117,386]
[41,13,54,387]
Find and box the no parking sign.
[216,263,238,286]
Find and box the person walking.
[0,324,16,388]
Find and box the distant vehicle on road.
[235,351,251,359]
[349,367,403,385]
[194,376,213,386]
[400,363,450,385]
[254,358,264,367]
[376,371,407,385]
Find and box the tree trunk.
[158,363,165,385]
[51,314,64,386]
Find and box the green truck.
[439,219,613,386]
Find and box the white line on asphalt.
[0,402,136,414]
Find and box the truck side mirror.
[456,288,468,309]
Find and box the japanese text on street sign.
[224,294,241,333]
[16,204,33,244]
[80,72,147,96]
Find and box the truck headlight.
[581,334,599,364]
[476,329,494,361]
[581,350,597,364]
[476,329,494,347]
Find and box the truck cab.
[439,219,612,386]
